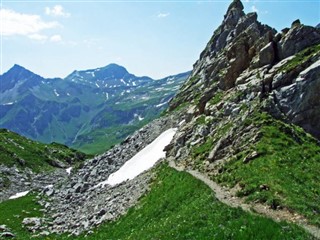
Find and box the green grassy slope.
[0,129,90,172]
[213,113,320,226]
[0,164,313,239]
[0,194,43,239]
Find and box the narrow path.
[168,160,320,239]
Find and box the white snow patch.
[9,190,30,199]
[105,83,108,87]
[54,89,60,97]
[132,82,136,86]
[66,167,72,175]
[95,83,100,88]
[126,90,130,93]
[90,72,95,77]
[120,79,126,85]
[134,113,144,121]
[94,128,177,187]
[2,102,15,105]
[155,101,168,108]
[106,92,109,100]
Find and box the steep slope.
[0,64,189,153]
[0,129,89,201]
[165,0,320,227]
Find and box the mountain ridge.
[0,63,190,153]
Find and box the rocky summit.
[1,0,320,239]
[168,0,320,152]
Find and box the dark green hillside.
[0,129,90,172]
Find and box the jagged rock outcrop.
[170,0,277,112]
[169,0,320,141]
[274,59,320,138]
[278,22,320,59]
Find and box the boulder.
[278,25,320,59]
[22,217,42,232]
[0,232,15,238]
[259,42,276,66]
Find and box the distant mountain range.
[0,64,190,154]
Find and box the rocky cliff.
[165,0,320,227]
[168,0,320,155]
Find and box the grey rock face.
[274,59,320,138]
[170,0,276,112]
[259,42,276,67]
[278,25,320,59]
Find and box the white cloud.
[50,34,62,42]
[251,5,259,13]
[157,12,170,18]
[45,5,70,17]
[28,34,48,41]
[0,8,58,37]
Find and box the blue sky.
[1,0,319,79]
